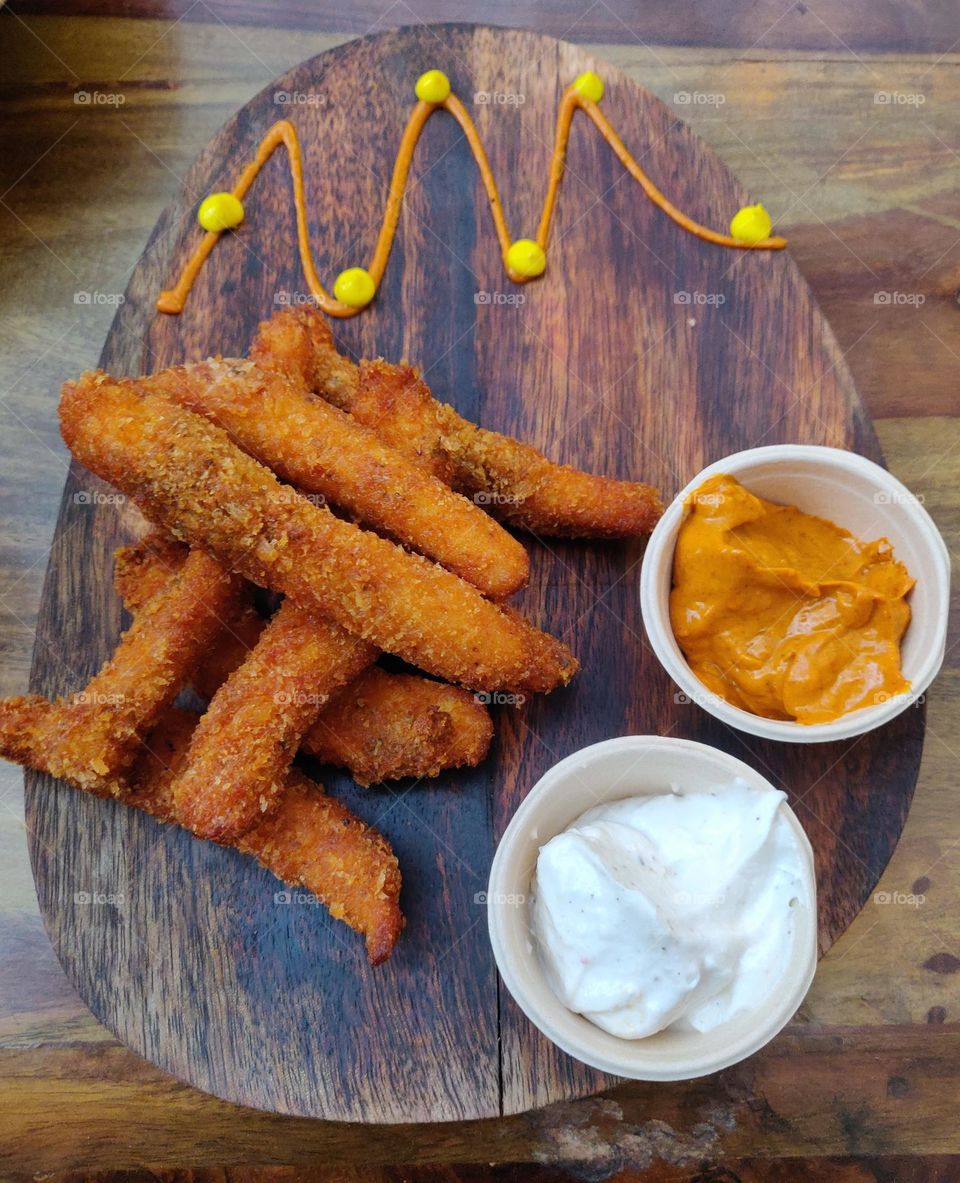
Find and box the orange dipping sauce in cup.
[670,473,914,724]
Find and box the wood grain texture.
[12,1164,960,1183]
[3,12,959,1167]
[20,24,928,1123]
[7,0,960,54]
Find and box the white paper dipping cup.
[487,736,818,1081]
[639,445,950,743]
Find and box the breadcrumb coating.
[60,375,577,693]
[170,599,376,841]
[136,358,528,599]
[303,668,493,786]
[249,307,663,538]
[117,539,495,787]
[22,548,243,794]
[0,700,402,963]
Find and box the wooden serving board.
[24,24,925,1123]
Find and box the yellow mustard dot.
[573,70,604,103]
[197,192,244,233]
[333,267,376,309]
[506,239,546,278]
[415,69,451,104]
[730,202,773,244]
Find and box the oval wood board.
[24,24,924,1123]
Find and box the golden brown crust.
[349,359,457,484]
[115,535,268,702]
[113,532,190,610]
[137,358,528,599]
[250,305,357,411]
[60,375,577,693]
[0,700,403,963]
[118,542,494,787]
[250,308,661,538]
[26,548,243,794]
[303,668,493,785]
[440,414,665,539]
[236,770,403,965]
[170,600,376,841]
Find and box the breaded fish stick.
[171,600,376,841]
[33,548,243,794]
[118,538,494,785]
[136,359,528,599]
[250,308,663,538]
[113,531,190,607]
[353,360,663,538]
[251,303,357,409]
[303,669,493,786]
[115,535,265,700]
[0,700,402,963]
[60,376,577,693]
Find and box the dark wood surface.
[9,1161,960,1183]
[7,0,960,54]
[21,25,926,1124]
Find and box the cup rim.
[487,735,819,1080]
[639,444,950,743]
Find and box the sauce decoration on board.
[158,69,785,317]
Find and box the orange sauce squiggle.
[158,85,787,318]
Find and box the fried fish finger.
[113,531,190,608]
[60,375,577,693]
[118,539,494,786]
[31,548,242,793]
[137,358,528,599]
[0,700,402,963]
[251,302,356,409]
[115,535,267,702]
[133,709,402,962]
[171,599,376,841]
[303,669,493,786]
[249,307,663,538]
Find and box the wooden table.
[1,2,958,1178]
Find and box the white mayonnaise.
[531,778,808,1039]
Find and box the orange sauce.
[670,473,914,724]
[157,85,786,318]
